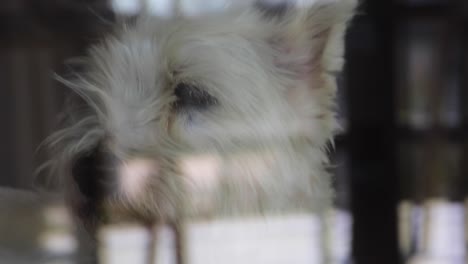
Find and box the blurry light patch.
[42,205,73,228]
[95,211,353,263]
[40,204,77,257]
[39,232,78,256]
[186,214,324,264]
[325,209,352,263]
[423,200,465,262]
[147,0,174,17]
[400,199,466,264]
[180,155,221,190]
[179,0,230,16]
[111,0,142,15]
[118,158,159,200]
[110,0,174,16]
[99,225,152,264]
[98,224,177,264]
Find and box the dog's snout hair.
[40,0,356,229]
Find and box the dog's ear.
[259,0,356,77]
[256,0,356,142]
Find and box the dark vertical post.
[459,1,468,201]
[345,1,401,263]
[0,48,16,187]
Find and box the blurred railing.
[0,187,352,264]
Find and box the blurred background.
[0,0,467,263]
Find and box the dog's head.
[41,0,355,229]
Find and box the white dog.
[41,0,356,231]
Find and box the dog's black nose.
[71,143,117,229]
[72,144,114,199]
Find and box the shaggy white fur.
[41,0,356,228]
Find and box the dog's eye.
[173,83,217,110]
